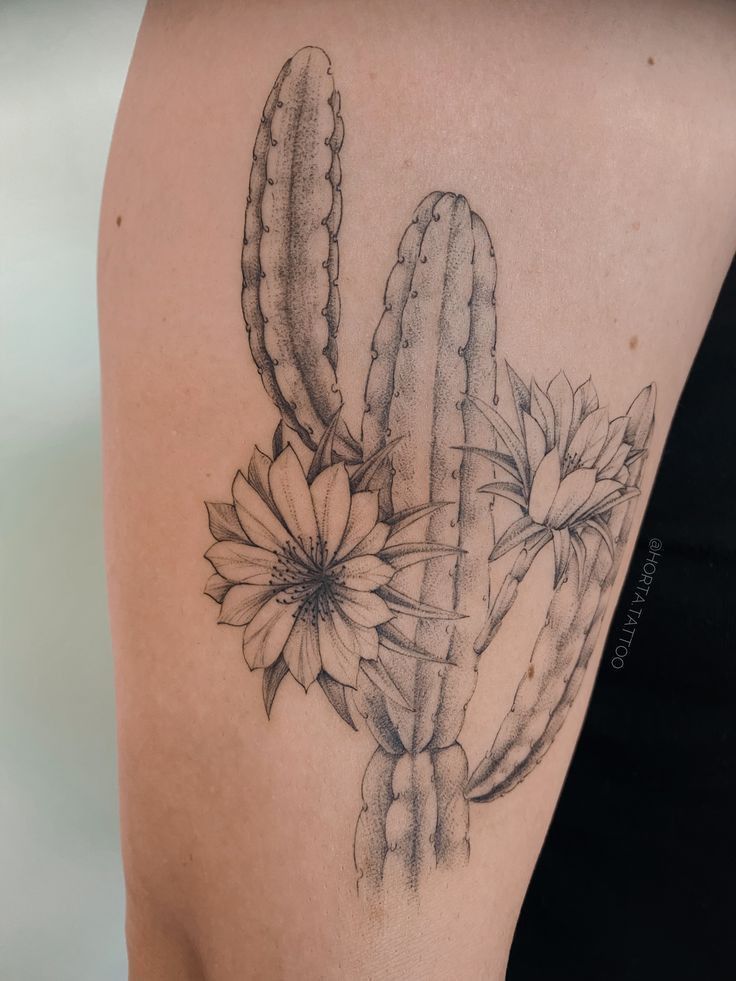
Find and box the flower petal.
[530,379,555,449]
[282,616,322,690]
[334,554,395,590]
[205,540,277,583]
[334,490,379,559]
[546,468,597,528]
[318,613,364,687]
[477,481,526,508]
[310,462,351,562]
[268,446,319,554]
[242,593,299,669]
[594,417,627,472]
[218,582,276,626]
[350,521,390,557]
[334,587,393,627]
[233,471,290,551]
[522,411,547,477]
[571,377,599,433]
[547,371,574,456]
[528,449,561,524]
[204,573,231,604]
[489,514,547,561]
[206,502,247,543]
[598,442,629,480]
[564,407,609,473]
[568,478,625,524]
[247,446,275,508]
[552,527,572,587]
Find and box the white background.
[1,2,145,977]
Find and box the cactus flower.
[469,365,644,587]
[205,445,458,692]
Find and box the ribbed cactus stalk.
[465,384,655,802]
[355,193,497,893]
[241,46,360,460]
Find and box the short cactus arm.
[466,384,656,803]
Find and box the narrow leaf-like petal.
[384,500,451,536]
[247,446,275,508]
[378,584,465,620]
[468,395,530,495]
[334,491,380,560]
[318,672,357,729]
[477,481,526,508]
[334,587,393,628]
[335,554,395,590]
[262,656,289,717]
[552,527,571,587]
[490,514,546,561]
[379,541,463,571]
[361,659,411,709]
[306,408,341,482]
[587,514,615,557]
[506,362,531,436]
[453,445,521,480]
[349,437,403,493]
[546,468,597,528]
[530,379,555,449]
[377,621,446,662]
[547,371,574,455]
[310,462,350,561]
[522,411,547,476]
[528,449,560,524]
[206,502,246,543]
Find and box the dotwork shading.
[203,46,656,899]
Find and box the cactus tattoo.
[204,46,656,896]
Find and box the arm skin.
[98,2,736,978]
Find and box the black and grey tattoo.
[203,47,656,898]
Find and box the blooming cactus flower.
[469,365,644,586]
[205,445,460,700]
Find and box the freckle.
[403,157,413,170]
[647,56,655,66]
[369,70,377,81]
[629,335,638,350]
[527,664,534,679]
[632,221,640,231]
[116,215,122,227]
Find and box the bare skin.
[99,2,736,978]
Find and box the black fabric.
[508,259,735,980]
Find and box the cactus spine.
[241,46,359,460]
[355,193,497,893]
[465,384,655,802]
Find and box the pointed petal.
[467,395,530,495]
[565,407,609,473]
[247,446,275,508]
[598,442,629,480]
[262,656,289,717]
[334,554,395,590]
[384,500,451,537]
[349,436,403,493]
[477,481,527,508]
[568,478,626,523]
[377,585,464,620]
[317,672,357,729]
[205,540,276,583]
[572,377,599,432]
[334,587,393,627]
[268,446,319,554]
[242,593,298,669]
[350,521,391,558]
[309,462,351,562]
[204,573,231,604]
[218,582,275,626]
[546,468,597,528]
[282,616,322,690]
[361,659,411,709]
[547,371,574,456]
[455,445,521,480]
[506,362,531,433]
[317,613,363,687]
[271,420,285,457]
[528,449,560,524]
[489,514,546,560]
[625,383,656,451]
[233,471,290,551]
[379,541,462,572]
[306,409,341,483]
[334,490,379,560]
[522,411,547,477]
[578,487,640,522]
[552,527,571,587]
[206,502,246,543]
[586,515,615,558]
[594,417,627,472]
[377,621,448,663]
[569,530,587,582]
[530,379,556,449]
